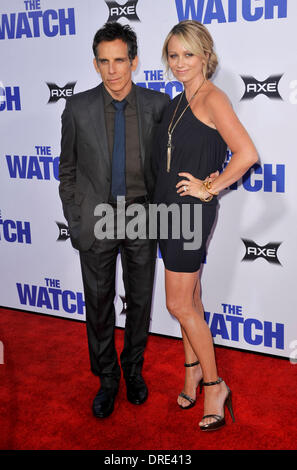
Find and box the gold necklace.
[167,78,205,172]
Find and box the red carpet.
[0,307,296,450]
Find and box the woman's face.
[167,34,204,85]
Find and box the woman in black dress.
[154,21,258,431]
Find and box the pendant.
[167,134,172,172]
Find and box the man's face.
[94,38,138,100]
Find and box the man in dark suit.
[58,22,170,418]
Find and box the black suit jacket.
[59,82,170,251]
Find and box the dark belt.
[108,195,149,207]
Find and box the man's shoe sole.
[127,393,148,405]
[92,404,114,418]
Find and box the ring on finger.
[183,185,188,192]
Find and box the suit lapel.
[87,83,153,172]
[135,85,153,166]
[87,83,110,172]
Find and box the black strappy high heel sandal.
[178,360,203,410]
[199,377,235,431]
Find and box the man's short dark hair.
[92,22,138,61]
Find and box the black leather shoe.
[125,374,148,405]
[92,387,118,418]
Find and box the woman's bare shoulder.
[204,82,231,108]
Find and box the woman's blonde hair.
[162,20,218,79]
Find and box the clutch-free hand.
[176,172,212,201]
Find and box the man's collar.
[102,82,136,107]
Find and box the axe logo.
[119,294,152,324]
[46,82,76,103]
[241,239,282,265]
[240,75,283,100]
[56,222,70,241]
[105,0,140,22]
[119,295,128,314]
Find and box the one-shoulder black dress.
[153,92,227,272]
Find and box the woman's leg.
[177,278,203,407]
[165,269,229,426]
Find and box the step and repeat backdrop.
[1,0,296,359]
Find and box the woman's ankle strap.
[202,377,223,387]
[184,360,200,368]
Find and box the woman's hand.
[176,172,213,200]
[205,170,220,184]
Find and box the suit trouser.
[79,202,156,389]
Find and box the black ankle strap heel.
[178,360,203,410]
[199,377,235,431]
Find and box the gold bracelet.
[200,193,213,203]
[203,180,219,196]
